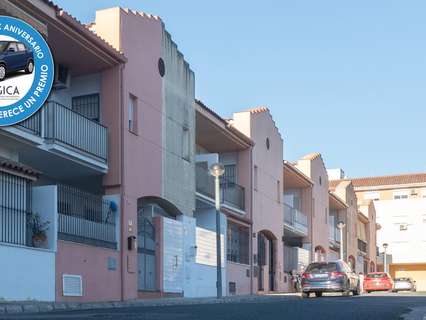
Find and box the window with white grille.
[62,275,83,297]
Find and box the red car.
[364,272,394,293]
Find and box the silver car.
[301,260,360,298]
[393,277,417,292]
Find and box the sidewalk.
[0,294,300,315]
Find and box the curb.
[0,294,300,315]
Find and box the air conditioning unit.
[399,224,408,231]
[53,64,70,89]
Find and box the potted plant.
[27,213,50,248]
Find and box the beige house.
[346,173,426,291]
[294,153,331,262]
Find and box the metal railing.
[16,112,42,136]
[195,165,245,211]
[44,101,108,161]
[57,185,116,249]
[0,171,32,247]
[283,203,308,235]
[10,101,108,162]
[358,239,367,253]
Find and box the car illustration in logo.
[0,41,34,81]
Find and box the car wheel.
[0,65,6,81]
[302,292,309,299]
[315,292,323,298]
[25,60,34,74]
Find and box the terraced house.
[0,0,383,303]
[0,0,125,301]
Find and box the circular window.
[266,138,270,150]
[158,58,165,77]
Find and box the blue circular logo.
[0,16,54,126]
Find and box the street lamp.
[383,243,389,273]
[209,163,225,299]
[337,221,346,261]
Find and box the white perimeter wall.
[0,185,57,301]
[184,207,227,297]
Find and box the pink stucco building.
[92,7,196,300]
[231,107,285,293]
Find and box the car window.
[7,42,17,52]
[0,41,8,52]
[16,43,26,52]
[366,273,386,278]
[306,263,338,273]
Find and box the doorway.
[257,231,276,292]
[137,214,156,291]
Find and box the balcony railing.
[284,203,308,236]
[17,112,42,136]
[57,185,116,249]
[12,101,108,162]
[358,239,367,254]
[196,165,245,211]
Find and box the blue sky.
[55,0,426,178]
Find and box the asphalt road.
[2,292,426,320]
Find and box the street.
[2,293,426,320]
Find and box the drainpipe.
[249,147,254,295]
[119,62,126,302]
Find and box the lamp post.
[210,163,225,299]
[383,243,389,273]
[337,221,346,261]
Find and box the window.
[254,166,258,191]
[393,190,409,200]
[325,207,328,224]
[319,176,322,185]
[72,94,100,122]
[227,222,249,265]
[16,43,26,52]
[128,94,138,134]
[6,42,17,52]
[277,180,281,203]
[182,126,190,161]
[364,192,380,201]
[223,164,236,188]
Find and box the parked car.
[0,41,34,81]
[364,272,393,293]
[301,260,360,298]
[392,277,417,292]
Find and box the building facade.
[0,0,126,302]
[231,108,285,293]
[349,173,426,291]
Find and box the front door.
[137,215,156,291]
[269,239,275,291]
[257,234,266,291]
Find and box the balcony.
[1,101,108,171]
[358,239,367,254]
[57,185,117,249]
[196,165,245,212]
[284,203,308,237]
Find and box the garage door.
[390,264,426,291]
